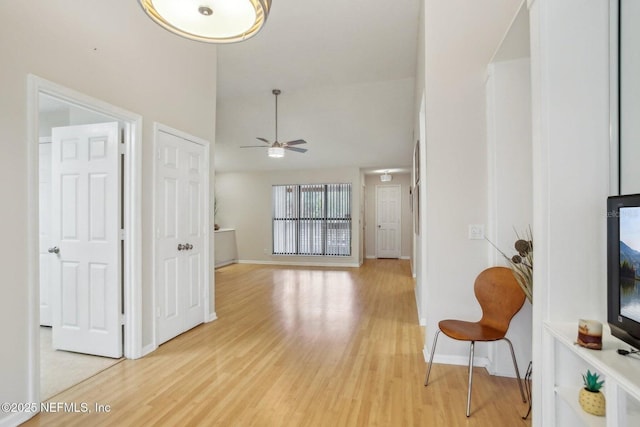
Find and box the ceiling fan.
[241,89,308,157]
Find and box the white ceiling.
[217,0,421,99]
[215,0,421,173]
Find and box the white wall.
[620,0,640,194]
[422,0,523,365]
[215,167,362,266]
[364,173,413,259]
[413,0,427,327]
[528,0,611,424]
[0,2,217,425]
[486,57,533,377]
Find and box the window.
[272,183,352,256]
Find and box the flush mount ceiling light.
[380,171,392,182]
[139,0,271,43]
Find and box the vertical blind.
[272,183,351,256]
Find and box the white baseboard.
[485,364,518,378]
[0,412,33,427]
[236,259,360,268]
[207,312,218,322]
[214,260,236,268]
[141,343,156,357]
[420,346,518,379]
[413,287,426,326]
[422,346,490,368]
[365,255,411,260]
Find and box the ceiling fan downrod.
[272,89,280,142]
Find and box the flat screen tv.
[608,194,640,351]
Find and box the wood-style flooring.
[23,259,531,426]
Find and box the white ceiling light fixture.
[268,145,285,158]
[380,171,392,182]
[138,0,271,44]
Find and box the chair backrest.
[474,267,526,334]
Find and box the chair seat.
[439,319,506,342]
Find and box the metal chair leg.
[466,341,475,417]
[503,337,526,402]
[424,329,441,386]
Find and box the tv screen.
[619,206,640,324]
[608,194,640,351]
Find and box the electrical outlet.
[468,224,485,240]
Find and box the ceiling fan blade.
[240,145,268,148]
[283,139,307,146]
[256,137,271,144]
[285,146,307,153]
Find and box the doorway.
[27,75,143,403]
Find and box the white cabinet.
[544,322,640,427]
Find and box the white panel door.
[156,130,206,345]
[39,140,53,326]
[50,122,122,358]
[376,185,401,258]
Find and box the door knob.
[48,246,60,254]
[177,244,185,251]
[186,243,193,250]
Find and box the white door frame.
[26,75,143,403]
[38,137,53,327]
[151,122,211,350]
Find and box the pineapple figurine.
[578,370,606,416]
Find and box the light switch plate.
[468,224,485,240]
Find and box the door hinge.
[120,229,126,240]
[120,313,126,326]
[119,141,125,155]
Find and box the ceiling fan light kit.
[138,0,271,43]
[240,89,309,158]
[268,146,285,158]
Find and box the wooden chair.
[423,266,527,417]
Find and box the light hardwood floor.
[23,260,531,426]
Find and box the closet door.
[155,129,206,345]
